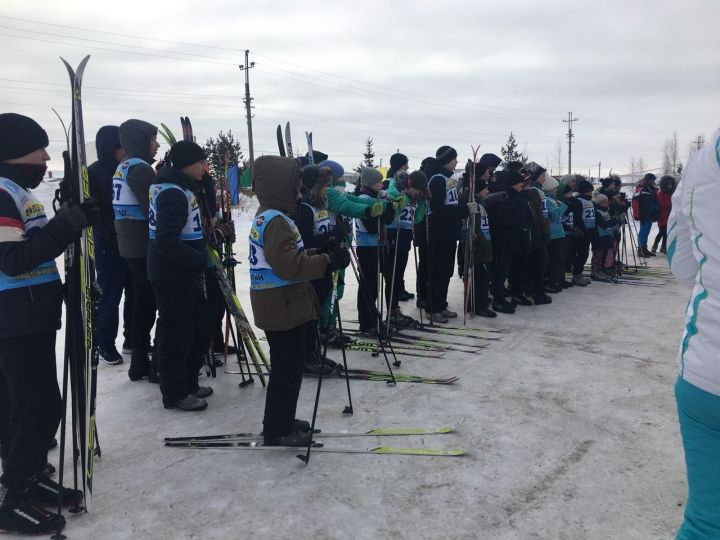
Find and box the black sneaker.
[492,301,515,314]
[534,294,553,305]
[30,475,83,507]
[304,356,338,375]
[398,290,415,301]
[99,345,123,366]
[263,430,312,447]
[511,295,532,307]
[0,488,66,534]
[121,341,133,354]
[474,307,497,318]
[294,419,321,433]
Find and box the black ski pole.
[348,248,400,376]
[52,336,71,540]
[424,213,434,326]
[335,295,353,415]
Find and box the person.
[467,163,503,317]
[384,170,427,325]
[543,176,569,292]
[569,177,596,286]
[652,175,675,254]
[0,113,94,534]
[521,162,552,304]
[353,168,395,335]
[319,159,382,346]
[113,119,160,381]
[589,194,616,282]
[148,141,213,411]
[384,152,409,191]
[632,173,658,257]
[249,155,349,446]
[88,125,133,365]
[424,146,477,322]
[294,165,337,373]
[558,175,578,287]
[486,169,523,314]
[667,127,720,540]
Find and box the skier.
[294,165,337,373]
[589,194,616,282]
[88,125,133,365]
[521,162,552,304]
[0,113,91,534]
[384,170,428,325]
[384,153,414,301]
[569,177,596,286]
[319,159,383,346]
[542,176,570,292]
[249,155,350,446]
[632,173,658,257]
[652,175,675,254]
[667,128,720,540]
[148,141,214,411]
[486,169,524,314]
[113,119,160,381]
[353,168,396,336]
[424,146,478,322]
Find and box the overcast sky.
[2,0,719,176]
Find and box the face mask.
[6,163,47,189]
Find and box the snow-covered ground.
[32,180,689,539]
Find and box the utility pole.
[598,161,601,180]
[694,135,705,150]
[563,111,578,174]
[239,50,256,171]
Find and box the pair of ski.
[54,55,98,514]
[344,321,502,342]
[342,329,487,354]
[276,122,315,166]
[164,421,469,456]
[246,366,457,385]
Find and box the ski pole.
[52,342,72,538]
[424,213,434,325]
[412,241,424,328]
[348,248,400,377]
[385,224,401,338]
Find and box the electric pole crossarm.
[239,50,256,172]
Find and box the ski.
[345,320,502,339]
[315,369,458,385]
[276,124,286,157]
[341,329,486,353]
[157,123,177,145]
[164,420,464,443]
[285,122,293,157]
[351,340,446,353]
[180,116,194,142]
[60,54,97,509]
[306,131,314,164]
[165,440,468,456]
[341,343,444,359]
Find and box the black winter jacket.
[425,160,468,242]
[487,187,522,256]
[0,164,81,337]
[88,125,121,247]
[147,166,207,283]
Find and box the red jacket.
[656,191,672,227]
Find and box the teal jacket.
[546,192,568,241]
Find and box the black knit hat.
[390,153,409,170]
[408,170,428,191]
[435,146,458,166]
[169,141,206,169]
[504,170,525,186]
[506,160,524,172]
[0,113,49,161]
[524,161,547,182]
[577,179,594,194]
[642,173,657,184]
[479,153,502,169]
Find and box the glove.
[214,220,236,244]
[319,237,338,254]
[78,198,100,226]
[381,201,396,224]
[370,200,383,218]
[333,218,348,239]
[466,202,479,215]
[393,196,407,210]
[328,246,351,271]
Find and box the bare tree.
[629,156,647,182]
[662,131,679,174]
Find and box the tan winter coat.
[249,156,330,331]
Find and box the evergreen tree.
[203,130,245,187]
[500,132,527,166]
[354,137,376,173]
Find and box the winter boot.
[492,300,515,314]
[121,340,133,354]
[0,485,65,534]
[193,386,214,399]
[304,352,338,375]
[128,350,150,381]
[263,430,312,447]
[533,294,552,305]
[99,345,123,366]
[398,289,415,301]
[474,307,497,318]
[428,312,449,324]
[441,309,458,318]
[511,295,532,307]
[30,475,83,507]
[572,274,591,286]
[660,245,667,254]
[164,395,208,411]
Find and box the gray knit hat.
[360,168,383,188]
